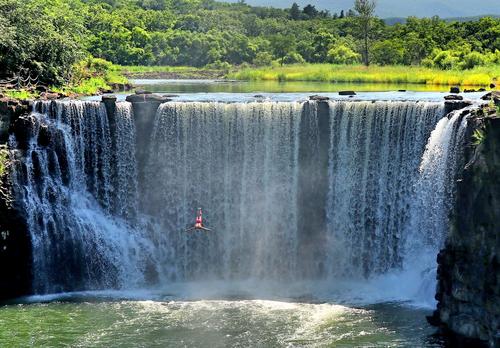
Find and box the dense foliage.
[1,0,500,86]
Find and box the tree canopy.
[1,0,500,86]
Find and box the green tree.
[289,2,301,20]
[372,40,404,65]
[303,4,318,19]
[354,0,376,66]
[270,34,295,66]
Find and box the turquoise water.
[0,293,443,347]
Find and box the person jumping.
[186,208,212,232]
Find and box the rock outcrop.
[0,96,33,301]
[431,110,500,347]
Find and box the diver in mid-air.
[186,208,212,232]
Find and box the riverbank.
[119,66,226,80]
[0,60,132,100]
[228,64,500,87]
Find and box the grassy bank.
[119,65,226,79]
[1,60,130,100]
[228,64,500,87]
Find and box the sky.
[224,0,500,18]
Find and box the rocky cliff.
[0,97,32,300]
[432,105,500,347]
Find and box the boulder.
[481,91,500,106]
[125,93,170,104]
[40,92,62,100]
[309,95,330,101]
[450,86,460,94]
[339,91,356,96]
[444,95,464,101]
[101,95,117,103]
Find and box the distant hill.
[225,0,500,19]
[385,14,500,25]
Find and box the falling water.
[143,102,302,281]
[9,99,469,300]
[11,101,154,294]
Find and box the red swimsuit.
[195,210,203,228]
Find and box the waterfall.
[9,99,469,299]
[325,101,445,278]
[143,102,302,281]
[11,101,154,294]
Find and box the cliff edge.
[431,104,500,347]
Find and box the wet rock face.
[0,151,32,301]
[0,97,31,143]
[433,115,500,348]
[0,98,33,301]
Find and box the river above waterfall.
[82,79,489,103]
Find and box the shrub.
[205,61,232,70]
[327,45,361,64]
[461,52,488,70]
[427,49,460,70]
[253,52,274,67]
[283,52,305,64]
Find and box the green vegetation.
[0,147,7,177]
[1,0,500,93]
[472,128,486,146]
[2,89,35,100]
[229,64,500,86]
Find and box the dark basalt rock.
[109,82,132,92]
[444,95,464,101]
[13,116,34,150]
[490,83,496,89]
[125,93,170,103]
[40,92,63,100]
[309,95,330,101]
[481,91,500,105]
[0,97,32,144]
[37,124,52,147]
[339,91,356,96]
[464,89,476,93]
[0,149,32,301]
[102,95,117,102]
[450,86,460,94]
[432,113,500,348]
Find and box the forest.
[1,0,500,88]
